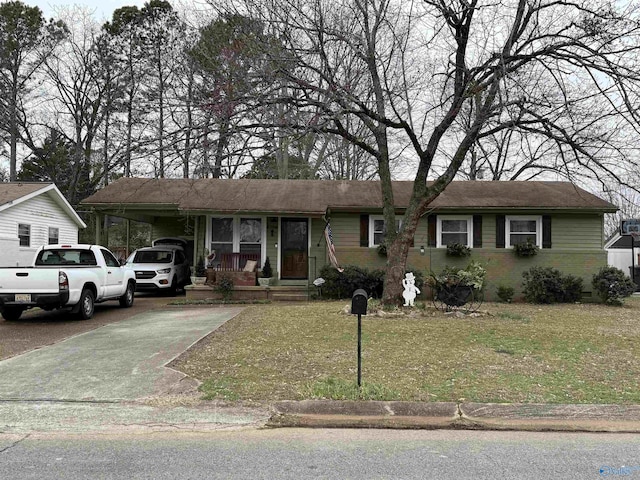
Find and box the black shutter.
[542,215,552,249]
[473,215,482,248]
[496,215,505,248]
[427,215,436,247]
[360,214,369,247]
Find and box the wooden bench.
[207,253,260,287]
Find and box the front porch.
[185,284,314,302]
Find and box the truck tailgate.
[0,268,61,293]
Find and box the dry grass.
[170,297,640,403]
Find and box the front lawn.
[170,298,640,404]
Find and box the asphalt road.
[0,293,176,360]
[1,428,638,480]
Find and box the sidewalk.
[268,400,640,433]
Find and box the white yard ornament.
[402,272,421,307]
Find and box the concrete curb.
[267,401,640,433]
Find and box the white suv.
[126,239,192,296]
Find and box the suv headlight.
[157,268,171,274]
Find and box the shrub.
[215,274,234,300]
[496,285,515,303]
[592,266,636,306]
[318,265,423,299]
[521,266,583,304]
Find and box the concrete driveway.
[0,306,243,402]
[0,294,174,361]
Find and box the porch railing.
[213,253,260,271]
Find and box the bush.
[496,285,515,303]
[318,265,424,299]
[522,266,583,304]
[215,274,234,300]
[592,266,636,305]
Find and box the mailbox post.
[351,289,368,389]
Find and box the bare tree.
[216,0,640,304]
[0,1,66,181]
[102,5,152,178]
[41,8,108,204]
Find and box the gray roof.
[80,178,617,214]
[0,182,86,228]
[0,182,53,207]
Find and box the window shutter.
[360,215,369,247]
[496,215,505,248]
[542,215,552,249]
[427,215,436,247]
[473,215,482,248]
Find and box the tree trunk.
[381,205,421,305]
[213,119,229,178]
[9,76,18,181]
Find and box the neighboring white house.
[0,183,86,267]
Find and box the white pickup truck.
[0,244,136,321]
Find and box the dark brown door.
[281,218,308,279]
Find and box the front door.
[281,218,308,280]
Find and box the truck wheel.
[77,288,95,320]
[1,307,23,321]
[119,282,135,308]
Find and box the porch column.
[193,215,199,267]
[94,211,103,245]
[125,219,130,256]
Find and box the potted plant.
[192,256,207,285]
[258,256,273,287]
[427,260,486,309]
[446,242,471,257]
[205,248,216,285]
[513,241,539,257]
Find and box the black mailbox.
[351,289,368,315]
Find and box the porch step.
[268,286,310,302]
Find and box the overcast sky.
[24,0,147,22]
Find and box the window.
[210,217,234,259]
[101,249,120,267]
[209,217,264,266]
[506,216,541,247]
[369,216,402,247]
[18,224,30,247]
[437,216,472,247]
[48,227,59,244]
[239,218,262,260]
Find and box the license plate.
[14,294,31,303]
